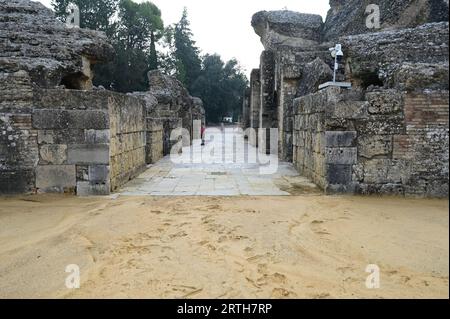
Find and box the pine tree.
[173,8,202,91]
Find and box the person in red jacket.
[201,125,206,146]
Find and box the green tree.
[173,8,202,91]
[111,0,164,91]
[51,0,118,37]
[52,0,164,92]
[192,54,248,123]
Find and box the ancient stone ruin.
[1,0,448,198]
[0,0,204,195]
[242,0,449,197]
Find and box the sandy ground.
[0,194,448,299]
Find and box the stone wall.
[0,0,113,89]
[0,87,147,195]
[109,94,146,192]
[33,90,111,195]
[1,0,204,196]
[147,70,205,146]
[293,86,449,197]
[293,91,327,189]
[248,11,333,160]
[323,0,449,41]
[146,118,164,164]
[0,71,36,193]
[244,3,449,198]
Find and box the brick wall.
[393,91,449,196]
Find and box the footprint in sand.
[271,288,297,298]
[169,229,189,238]
[310,220,331,236]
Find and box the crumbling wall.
[146,70,204,153]
[247,3,449,197]
[0,0,114,89]
[247,11,331,160]
[0,0,188,196]
[323,0,449,41]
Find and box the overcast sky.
[36,0,330,77]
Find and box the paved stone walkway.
[119,127,318,196]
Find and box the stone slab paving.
[119,128,318,196]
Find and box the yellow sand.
[0,194,448,299]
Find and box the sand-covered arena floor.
[0,194,448,299]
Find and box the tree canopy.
[52,1,249,123]
[52,0,164,92]
[191,55,248,123]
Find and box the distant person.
[201,125,206,146]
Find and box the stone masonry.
[0,0,204,195]
[244,1,449,197]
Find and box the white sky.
[36,0,330,77]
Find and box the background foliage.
[52,0,248,123]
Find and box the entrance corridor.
[119,127,318,196]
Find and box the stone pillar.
[249,69,261,146]
[279,64,302,162]
[242,88,251,131]
[259,51,277,154]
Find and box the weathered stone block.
[36,165,76,193]
[358,135,393,159]
[329,101,367,119]
[362,159,412,184]
[326,131,357,147]
[0,170,35,194]
[325,118,355,131]
[326,183,356,194]
[85,129,110,144]
[67,144,109,165]
[147,118,164,131]
[33,110,109,130]
[327,164,353,185]
[326,147,357,165]
[355,116,406,135]
[37,129,85,145]
[89,165,109,183]
[77,182,110,196]
[39,144,67,165]
[312,133,325,153]
[366,90,404,115]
